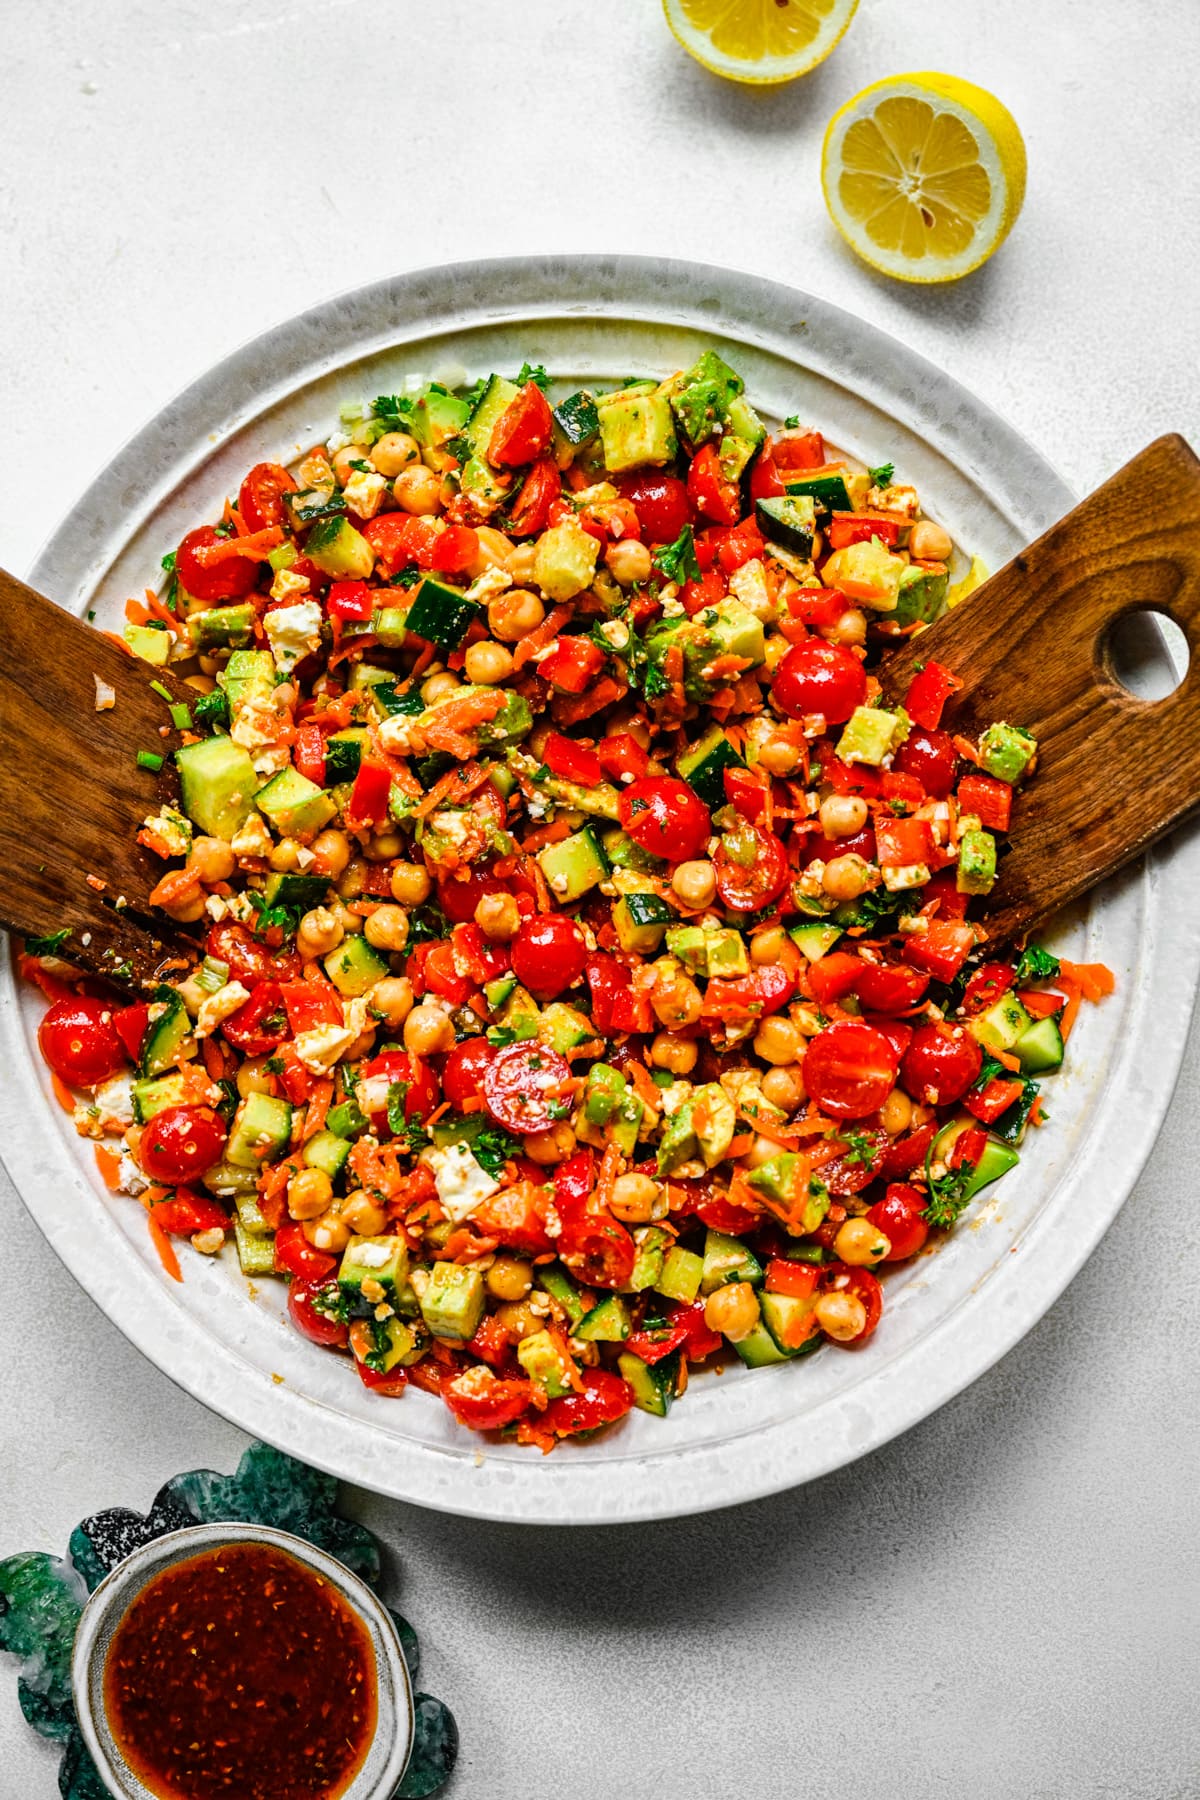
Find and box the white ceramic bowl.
[3,257,1198,1524]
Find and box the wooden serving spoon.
[0,433,1197,991]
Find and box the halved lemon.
[663,0,859,86]
[822,73,1027,282]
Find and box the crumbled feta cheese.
[378,714,417,756]
[428,1141,500,1225]
[293,1022,356,1074]
[117,1153,149,1197]
[597,619,630,649]
[659,1081,693,1117]
[466,566,512,604]
[94,1074,135,1130]
[141,806,193,857]
[230,812,274,859]
[205,894,229,922]
[342,469,387,519]
[195,981,251,1038]
[326,430,352,455]
[881,862,932,892]
[357,1073,392,1117]
[431,810,471,846]
[353,1241,394,1271]
[269,565,312,603]
[661,595,686,617]
[263,600,324,674]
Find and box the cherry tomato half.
[238,462,297,533]
[771,639,866,725]
[618,777,711,864]
[540,1369,636,1436]
[361,1049,440,1131]
[175,526,258,604]
[821,1129,889,1196]
[436,871,509,925]
[147,1188,230,1237]
[895,726,958,798]
[274,1218,337,1281]
[220,982,290,1057]
[138,1106,228,1184]
[444,1369,534,1431]
[287,1277,349,1348]
[442,1037,496,1110]
[615,471,689,543]
[803,1022,899,1121]
[207,922,301,985]
[900,1022,983,1107]
[510,916,587,1000]
[482,1042,573,1134]
[852,962,931,1014]
[714,823,790,913]
[866,1184,930,1261]
[38,996,127,1086]
[559,1212,637,1289]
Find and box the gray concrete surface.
[2,2,1199,1794]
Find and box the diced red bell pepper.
[905,660,963,731]
[807,951,863,1007]
[279,981,344,1036]
[468,1313,515,1369]
[723,766,769,823]
[624,1317,690,1366]
[422,942,473,1005]
[326,579,374,622]
[430,524,480,575]
[948,1123,988,1171]
[539,636,607,695]
[764,1259,820,1299]
[347,761,391,828]
[713,518,765,573]
[921,870,970,920]
[826,511,905,550]
[787,588,847,632]
[364,512,443,576]
[507,457,561,536]
[585,954,628,1036]
[554,1148,596,1217]
[112,1003,150,1063]
[874,815,933,869]
[451,921,509,984]
[543,731,603,788]
[681,567,728,615]
[292,721,327,787]
[748,445,785,502]
[964,1076,1026,1125]
[666,1299,723,1360]
[596,733,650,784]
[274,1044,315,1104]
[489,382,555,468]
[773,431,826,471]
[903,918,977,981]
[150,1189,230,1237]
[962,960,1015,1015]
[819,751,883,798]
[701,965,796,1023]
[956,771,1013,832]
[610,985,653,1035]
[687,443,740,526]
[881,770,925,809]
[552,676,626,727]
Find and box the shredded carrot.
[952,735,979,764]
[625,1060,662,1112]
[51,1072,77,1115]
[302,1079,335,1142]
[594,1143,622,1211]
[425,1100,452,1130]
[102,630,134,656]
[202,1037,228,1081]
[147,1214,182,1283]
[94,1144,122,1190]
[461,1095,485,1114]
[1059,960,1115,1004]
[329,635,378,671]
[193,525,283,566]
[124,597,151,626]
[1028,1096,1046,1127]
[520,819,572,853]
[1058,981,1083,1043]
[512,605,572,671]
[143,587,180,629]
[995,1048,1023,1072]
[414,759,490,819]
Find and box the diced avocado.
[782,468,870,514]
[692,1083,737,1168]
[537,1264,586,1330]
[338,1234,410,1317]
[221,649,275,714]
[494,982,541,1039]
[351,1314,423,1373]
[131,1071,192,1125]
[123,622,173,665]
[539,1002,596,1055]
[175,735,259,841]
[597,385,677,472]
[262,871,330,912]
[727,393,765,447]
[465,375,521,457]
[140,988,191,1078]
[536,770,622,822]
[235,1221,276,1277]
[602,827,665,876]
[189,602,256,652]
[324,935,388,997]
[303,1129,351,1183]
[552,389,599,446]
[657,1102,697,1175]
[756,495,817,557]
[404,579,484,654]
[227,1092,294,1169]
[1014,1014,1065,1074]
[626,1225,670,1293]
[516,1327,576,1397]
[254,766,337,839]
[234,1191,272,1237]
[483,973,517,1014]
[790,920,843,962]
[894,562,949,627]
[352,663,404,694]
[675,725,745,809]
[978,721,1037,785]
[304,516,375,579]
[665,924,709,973]
[967,992,1034,1053]
[821,536,908,613]
[478,688,532,747]
[537,826,609,905]
[700,1228,764,1295]
[706,928,749,977]
[410,383,471,450]
[733,1320,792,1367]
[656,1245,704,1305]
[575,1294,632,1343]
[533,517,600,602]
[610,1090,645,1157]
[957,828,997,896]
[618,1349,680,1416]
[325,1097,369,1139]
[838,704,909,766]
[418,1262,485,1340]
[613,891,672,954]
[374,606,408,648]
[324,727,369,784]
[458,455,510,515]
[759,1289,821,1356]
[643,600,765,705]
[746,1152,809,1213]
[669,349,744,446]
[584,1063,628,1127]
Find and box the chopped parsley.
[923,1164,977,1231]
[246,891,300,939]
[654,524,701,586]
[470,1123,524,1178]
[1015,944,1061,985]
[842,1131,881,1169]
[464,374,490,413]
[371,393,416,428]
[642,661,671,701]
[515,361,551,391]
[25,928,71,958]
[193,687,230,730]
[868,461,895,487]
[783,414,800,429]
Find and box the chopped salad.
[28,351,1114,1448]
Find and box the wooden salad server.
[0,433,1198,991]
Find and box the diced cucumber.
[675,725,744,809]
[374,606,408,648]
[234,1191,272,1236]
[597,386,677,472]
[618,1348,680,1416]
[656,1246,704,1305]
[553,389,600,445]
[790,920,843,962]
[1013,1015,1064,1074]
[175,735,259,841]
[760,1289,821,1357]
[533,518,599,602]
[625,1225,670,1292]
[968,992,1034,1054]
[539,1002,597,1055]
[305,516,374,579]
[536,826,609,904]
[254,767,337,839]
[410,383,471,450]
[325,728,369,784]
[700,1228,763,1295]
[221,649,274,714]
[338,1235,410,1316]
[613,892,671,954]
[131,1071,192,1125]
[227,1092,294,1169]
[537,1264,586,1331]
[140,989,191,1078]
[756,495,816,557]
[575,1294,632,1343]
[669,350,743,447]
[324,935,388,996]
[189,602,256,651]
[782,469,869,514]
[351,1315,423,1374]
[262,871,330,913]
[516,1327,576,1397]
[733,1321,791,1368]
[404,579,483,654]
[418,1263,485,1340]
[235,1221,276,1277]
[303,1129,351,1183]
[466,375,521,457]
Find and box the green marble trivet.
[0,1442,458,1799]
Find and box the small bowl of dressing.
[71,1521,414,1800]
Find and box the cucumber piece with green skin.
[418,1263,486,1340]
[234,1191,272,1236]
[404,579,484,654]
[302,1129,351,1184]
[140,989,190,1078]
[1014,1014,1065,1074]
[625,1225,670,1292]
[234,1221,276,1278]
[516,1328,576,1397]
[466,375,521,457]
[227,1092,294,1169]
[373,607,408,648]
[613,892,671,953]
[990,1078,1041,1144]
[575,1294,632,1343]
[669,350,744,446]
[324,728,369,784]
[675,725,745,810]
[262,871,330,913]
[601,828,665,876]
[536,826,609,904]
[760,1289,821,1357]
[353,1315,423,1373]
[597,387,677,472]
[338,1234,410,1316]
[221,650,275,714]
[928,1117,1020,1206]
[175,735,259,842]
[305,516,375,579]
[459,456,510,515]
[188,602,257,652]
[790,920,843,962]
[656,1245,704,1305]
[967,992,1034,1054]
[553,390,600,445]
[203,1158,261,1196]
[325,1098,368,1139]
[733,1320,793,1368]
[782,470,870,515]
[618,1348,680,1416]
[254,767,338,839]
[700,1228,764,1295]
[756,495,817,557]
[324,935,388,997]
[483,973,517,1013]
[537,1264,586,1331]
[131,1071,193,1125]
[727,393,765,447]
[610,1090,645,1158]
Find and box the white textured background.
[3,2,1200,1795]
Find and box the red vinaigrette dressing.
[102,1542,377,1800]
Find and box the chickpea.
[822,854,875,902]
[185,673,216,694]
[523,1121,577,1165]
[403,1004,455,1055]
[488,588,544,642]
[750,925,790,967]
[672,860,717,909]
[879,1087,913,1136]
[652,973,702,1030]
[371,977,414,1029]
[269,837,303,873]
[746,1134,781,1169]
[341,1190,389,1237]
[370,431,421,477]
[472,525,514,572]
[364,904,410,953]
[605,540,653,587]
[463,640,515,685]
[909,518,954,563]
[758,736,802,777]
[828,608,868,647]
[236,1055,275,1099]
[762,1063,806,1111]
[763,635,790,673]
[304,1209,352,1255]
[310,828,352,878]
[337,857,368,900]
[296,906,344,960]
[197,653,222,676]
[364,829,403,864]
[834,1218,891,1266]
[610,1172,665,1224]
[494,1299,542,1340]
[392,464,443,515]
[191,1227,226,1256]
[506,542,538,585]
[158,886,206,924]
[704,1281,761,1343]
[332,441,372,486]
[814,1289,868,1342]
[187,836,235,885]
[475,891,521,942]
[819,794,870,838]
[754,1016,803,1066]
[288,1167,333,1221]
[421,670,461,705]
[486,1256,534,1302]
[391,861,431,907]
[650,1031,698,1075]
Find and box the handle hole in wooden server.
[1104,610,1189,701]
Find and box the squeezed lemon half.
[822,72,1027,282]
[663,0,859,86]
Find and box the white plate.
[4,257,1198,1524]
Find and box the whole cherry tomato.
[866,1184,930,1261]
[443,1037,496,1110]
[207,922,301,985]
[138,1106,228,1184]
[274,1218,338,1281]
[510,916,587,1000]
[895,726,958,798]
[175,526,258,603]
[443,1368,534,1431]
[852,962,931,1014]
[713,822,790,912]
[802,1022,899,1121]
[238,462,297,533]
[771,639,866,725]
[618,777,711,863]
[540,1369,636,1436]
[38,996,127,1086]
[287,1277,349,1348]
[900,1021,983,1106]
[614,471,689,543]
